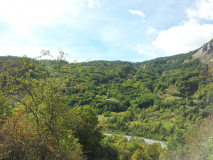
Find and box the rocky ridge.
[192,39,213,64]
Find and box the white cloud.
[153,0,213,56]
[69,6,78,15]
[152,20,213,55]
[0,0,79,26]
[0,0,84,46]
[97,1,102,7]
[0,44,67,61]
[137,44,157,57]
[88,0,101,8]
[146,27,158,34]
[0,45,41,57]
[80,2,84,8]
[0,0,88,27]
[88,0,94,7]
[186,0,213,21]
[128,10,145,18]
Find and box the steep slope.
[192,39,213,64]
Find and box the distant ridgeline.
[0,40,212,114]
[0,39,212,114]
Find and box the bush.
[0,111,83,160]
[104,111,111,117]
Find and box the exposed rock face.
[192,39,213,63]
[183,59,190,63]
[151,64,156,68]
[203,42,213,54]
[202,64,208,71]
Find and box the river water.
[104,133,167,148]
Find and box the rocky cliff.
[192,39,213,64]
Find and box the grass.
[147,121,174,129]
[163,94,181,102]
[166,85,179,93]
[147,121,156,124]
[98,113,174,129]
[98,115,106,121]
[97,114,113,121]
[161,121,174,129]
[157,85,182,102]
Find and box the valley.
[0,39,213,159]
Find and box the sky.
[0,0,213,62]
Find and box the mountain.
[1,38,213,160]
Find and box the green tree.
[167,129,184,150]
[0,55,84,159]
[145,142,161,160]
[0,96,12,124]
[131,148,146,160]
[68,106,103,152]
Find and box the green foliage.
[102,135,162,160]
[0,44,212,159]
[163,115,213,160]
[145,142,161,160]
[131,148,146,160]
[68,106,103,152]
[0,96,13,124]
[99,138,119,159]
[104,111,111,117]
[167,129,185,150]
[0,55,84,159]
[0,111,83,160]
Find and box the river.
[104,133,167,148]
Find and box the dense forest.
[1,43,213,159]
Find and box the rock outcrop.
[192,39,213,63]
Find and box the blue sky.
[0,0,213,62]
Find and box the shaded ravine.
[104,133,167,148]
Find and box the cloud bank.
[186,0,213,21]
[153,0,213,55]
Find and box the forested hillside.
[1,40,213,159]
